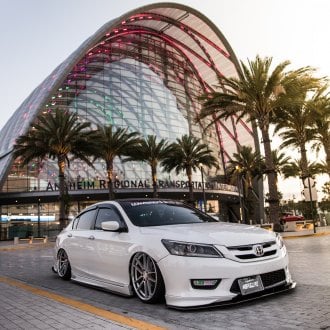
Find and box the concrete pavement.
[0,243,166,330]
[0,271,165,330]
[0,277,140,330]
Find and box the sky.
[1,0,329,201]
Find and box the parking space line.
[0,276,166,330]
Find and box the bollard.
[43,235,48,243]
[14,237,19,245]
[29,236,33,244]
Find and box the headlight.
[276,233,285,249]
[161,239,223,258]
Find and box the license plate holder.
[238,275,264,295]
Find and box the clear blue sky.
[1,0,329,199]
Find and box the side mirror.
[101,221,121,231]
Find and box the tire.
[57,249,71,280]
[130,252,165,303]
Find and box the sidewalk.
[0,278,136,330]
[281,225,330,238]
[0,243,165,330]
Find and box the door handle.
[88,235,95,240]
[67,233,72,238]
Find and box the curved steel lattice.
[0,3,254,191]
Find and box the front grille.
[232,241,274,251]
[230,269,286,294]
[236,250,277,259]
[227,241,277,260]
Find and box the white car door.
[87,206,133,288]
[65,208,98,278]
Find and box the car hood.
[139,222,276,247]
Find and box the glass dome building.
[0,3,257,238]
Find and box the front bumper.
[169,281,296,310]
[157,252,295,308]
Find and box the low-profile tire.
[57,249,71,280]
[130,252,165,303]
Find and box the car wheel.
[130,252,165,303]
[57,249,71,280]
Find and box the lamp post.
[292,194,296,215]
[200,166,207,213]
[306,176,316,234]
[0,205,2,241]
[37,199,41,237]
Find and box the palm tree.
[270,149,291,183]
[281,159,324,182]
[226,145,264,223]
[227,146,264,191]
[282,159,323,217]
[13,109,95,228]
[310,90,330,177]
[124,135,170,198]
[198,55,320,226]
[321,182,330,201]
[264,149,292,216]
[161,134,218,203]
[273,89,317,180]
[92,125,140,199]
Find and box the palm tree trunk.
[58,156,67,229]
[261,128,280,226]
[243,176,251,223]
[187,167,194,203]
[325,142,330,178]
[107,161,114,200]
[300,145,309,180]
[151,166,158,198]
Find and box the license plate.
[238,275,264,295]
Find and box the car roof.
[97,198,184,205]
[77,199,188,215]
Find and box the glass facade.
[5,56,220,190]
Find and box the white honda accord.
[53,199,295,308]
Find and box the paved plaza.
[0,279,136,330]
[0,229,330,330]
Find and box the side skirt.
[71,273,134,297]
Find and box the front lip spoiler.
[167,281,296,310]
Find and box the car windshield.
[119,200,218,227]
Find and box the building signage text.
[46,179,237,192]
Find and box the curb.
[282,231,330,239]
[0,242,55,252]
